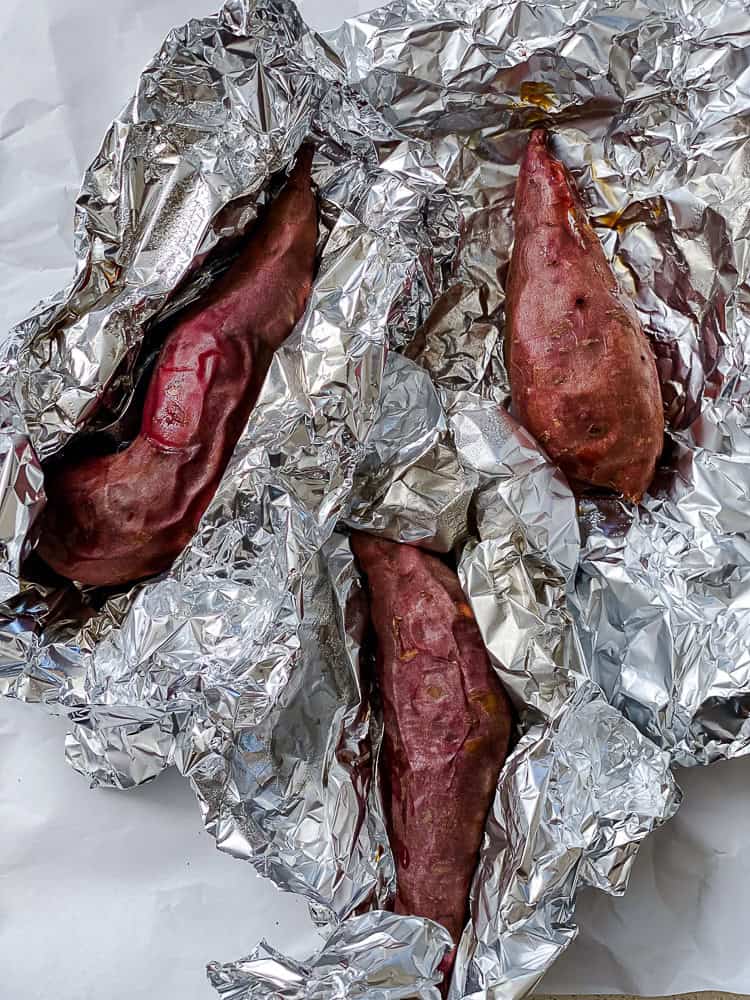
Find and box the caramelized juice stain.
[597,199,662,234]
[518,80,558,111]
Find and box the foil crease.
[0,0,748,996]
[324,0,750,763]
[346,352,477,552]
[451,683,680,1000]
[0,0,457,923]
[206,684,679,1000]
[450,393,585,722]
[186,533,395,916]
[206,911,453,999]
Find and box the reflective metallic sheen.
[451,683,679,999]
[207,911,454,999]
[0,0,744,995]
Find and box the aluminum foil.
[0,0,458,921]
[451,682,679,999]
[207,911,454,999]
[327,0,750,763]
[205,683,679,1000]
[0,0,747,996]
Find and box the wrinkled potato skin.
[352,534,512,987]
[507,129,664,501]
[37,149,318,586]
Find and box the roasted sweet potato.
[507,128,664,501]
[36,148,318,586]
[351,533,512,988]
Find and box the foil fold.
[451,683,679,1000]
[326,0,750,762]
[0,0,455,924]
[207,911,453,1000]
[1,0,749,996]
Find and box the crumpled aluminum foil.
[451,682,679,999]
[0,0,458,921]
[0,0,746,995]
[329,0,750,764]
[207,911,454,999]
[205,683,679,1000]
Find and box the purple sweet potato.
[351,533,512,986]
[507,128,664,501]
[36,148,318,586]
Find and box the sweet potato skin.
[36,149,317,586]
[352,534,512,974]
[507,129,664,501]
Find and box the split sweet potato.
[351,533,512,989]
[36,147,318,586]
[507,128,664,501]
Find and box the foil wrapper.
[0,0,458,921]
[206,683,678,1000]
[328,0,750,764]
[207,911,454,999]
[451,683,679,999]
[0,0,747,995]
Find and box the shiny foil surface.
[328,0,750,765]
[0,0,745,995]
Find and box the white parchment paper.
[0,698,318,1000]
[1,1,749,997]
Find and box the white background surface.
[2,2,750,998]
